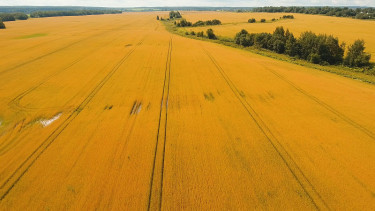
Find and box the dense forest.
[234,27,371,67]
[30,10,122,18]
[0,12,28,21]
[0,6,124,13]
[252,7,375,19]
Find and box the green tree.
[344,40,371,67]
[0,20,6,29]
[248,18,256,23]
[285,30,299,56]
[206,29,217,40]
[169,11,182,19]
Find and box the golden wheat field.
[180,11,375,61]
[0,12,375,210]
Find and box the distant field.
[0,12,374,210]
[179,12,375,61]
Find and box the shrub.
[197,31,204,37]
[282,15,294,19]
[260,19,266,22]
[248,18,256,23]
[157,16,159,20]
[206,28,217,40]
[190,31,196,35]
[193,20,205,27]
[193,19,221,27]
[309,53,321,64]
[177,19,192,27]
[211,19,221,25]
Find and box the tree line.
[186,28,217,40]
[248,15,294,23]
[176,19,221,27]
[234,27,371,67]
[252,7,375,20]
[30,10,122,18]
[0,12,28,21]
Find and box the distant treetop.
[252,6,375,20]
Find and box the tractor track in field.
[261,65,375,141]
[1,28,138,155]
[0,18,141,77]
[202,47,330,211]
[147,37,172,211]
[0,34,148,201]
[7,26,140,113]
[0,20,113,58]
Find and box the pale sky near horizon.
[1,0,375,7]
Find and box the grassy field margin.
[162,19,375,85]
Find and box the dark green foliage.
[282,15,294,19]
[285,30,299,56]
[193,20,205,26]
[13,13,28,20]
[298,32,345,65]
[206,28,217,40]
[0,13,16,21]
[30,10,121,18]
[232,26,363,67]
[192,19,221,27]
[0,19,5,29]
[248,18,256,23]
[0,13,28,21]
[271,18,276,21]
[169,11,182,19]
[234,29,252,47]
[254,32,272,48]
[197,31,204,37]
[252,6,375,20]
[211,19,221,25]
[157,15,159,20]
[308,53,321,64]
[344,40,371,67]
[176,19,192,27]
[190,31,196,35]
[260,19,266,22]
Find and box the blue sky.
[1,0,374,7]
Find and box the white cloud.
[0,0,374,7]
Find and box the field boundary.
[163,20,375,85]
